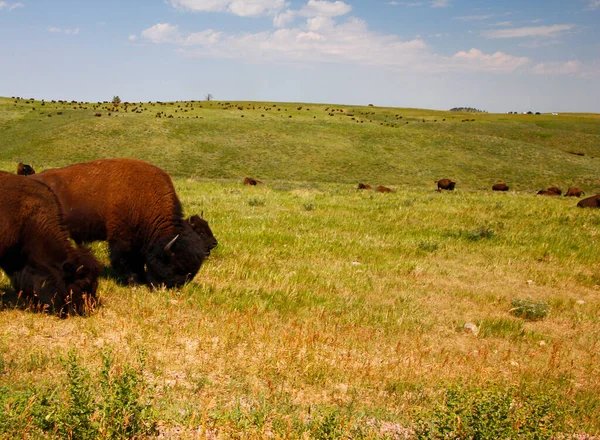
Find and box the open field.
[1,97,600,438]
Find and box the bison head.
[61,246,102,315]
[17,162,36,176]
[186,214,218,256]
[145,222,208,288]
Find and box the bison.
[17,162,35,176]
[492,183,509,191]
[376,185,393,193]
[243,177,263,186]
[577,194,600,208]
[30,158,217,288]
[547,186,562,195]
[357,183,372,190]
[537,190,561,196]
[436,179,456,191]
[565,187,585,197]
[0,172,101,316]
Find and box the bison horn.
[164,234,179,253]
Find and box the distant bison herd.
[1,159,217,316]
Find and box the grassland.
[0,96,599,438]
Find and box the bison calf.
[0,172,101,316]
[492,183,509,191]
[436,179,456,191]
[358,183,372,190]
[537,190,560,196]
[243,177,263,186]
[376,185,393,193]
[30,159,217,288]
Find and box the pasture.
[0,96,599,438]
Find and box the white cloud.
[431,0,449,8]
[169,0,288,17]
[298,0,351,17]
[490,21,512,27]
[530,61,581,75]
[586,0,600,10]
[0,1,24,11]
[454,14,494,21]
[128,34,138,41]
[482,24,575,39]
[141,18,538,75]
[452,48,530,72]
[141,23,181,43]
[47,26,80,35]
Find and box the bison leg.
[109,243,146,285]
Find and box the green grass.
[1,97,600,438]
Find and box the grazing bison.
[0,172,101,316]
[17,162,35,176]
[537,190,560,196]
[30,159,217,288]
[492,183,509,191]
[436,179,456,191]
[547,186,562,195]
[358,183,372,190]
[565,187,585,197]
[243,177,263,186]
[577,194,600,208]
[376,185,393,193]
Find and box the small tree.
[205,93,213,101]
[112,96,121,105]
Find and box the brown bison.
[358,183,372,190]
[436,179,456,191]
[547,186,562,195]
[565,187,585,197]
[492,183,509,191]
[0,172,101,316]
[376,185,393,193]
[577,194,600,208]
[243,177,263,186]
[537,190,561,196]
[17,162,35,176]
[30,159,217,288]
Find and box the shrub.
[510,298,550,321]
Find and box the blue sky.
[1,0,599,112]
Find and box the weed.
[510,298,551,321]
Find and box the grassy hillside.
[1,97,600,438]
[1,96,599,191]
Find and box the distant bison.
[436,179,456,191]
[358,183,372,190]
[30,159,217,288]
[565,187,585,197]
[0,172,101,316]
[577,194,600,208]
[17,162,35,176]
[243,177,263,186]
[547,186,562,195]
[492,183,509,191]
[537,190,560,196]
[376,185,393,193]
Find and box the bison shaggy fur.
[565,187,585,197]
[577,194,600,208]
[492,183,509,191]
[376,185,393,193]
[31,159,217,288]
[547,186,562,195]
[436,179,456,191]
[0,172,101,316]
[357,183,372,190]
[17,162,35,176]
